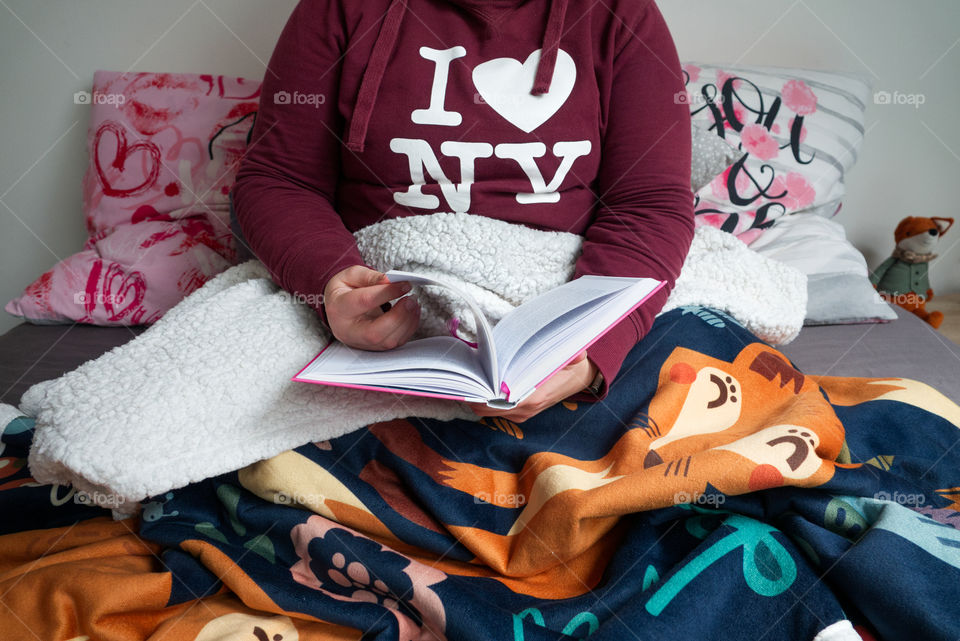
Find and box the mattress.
[0,323,146,406]
[1,308,958,407]
[779,306,960,403]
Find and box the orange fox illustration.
[433,343,846,576]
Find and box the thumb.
[570,350,587,364]
[357,266,388,287]
[335,265,387,289]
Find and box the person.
[231,0,694,422]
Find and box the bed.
[3,304,960,641]
[2,308,958,409]
[3,63,960,641]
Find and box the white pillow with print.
[681,62,871,243]
[751,213,896,325]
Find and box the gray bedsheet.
[780,306,960,403]
[1,309,958,409]
[0,323,145,406]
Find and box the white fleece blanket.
[15,214,805,506]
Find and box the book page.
[494,276,662,400]
[503,297,612,373]
[297,335,492,399]
[492,276,649,368]
[313,372,493,402]
[386,270,500,387]
[503,294,624,395]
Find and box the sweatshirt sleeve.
[570,0,695,401]
[231,0,365,323]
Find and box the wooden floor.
[928,293,960,346]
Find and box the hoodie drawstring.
[346,0,566,152]
[346,0,408,152]
[531,0,567,95]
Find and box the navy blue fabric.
[3,307,959,640]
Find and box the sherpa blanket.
[2,307,960,640]
[16,213,805,506]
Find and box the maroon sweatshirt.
[232,0,694,399]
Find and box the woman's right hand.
[323,265,421,351]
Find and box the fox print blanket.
[2,306,959,640]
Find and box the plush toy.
[869,216,954,328]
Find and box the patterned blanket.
[2,307,959,640]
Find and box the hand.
[468,351,598,423]
[323,265,420,350]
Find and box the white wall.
[2,0,959,335]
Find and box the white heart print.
[472,49,576,133]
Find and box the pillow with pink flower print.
[680,62,871,244]
[5,70,261,325]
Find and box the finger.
[469,356,590,421]
[549,354,593,391]
[468,401,520,419]
[483,408,534,423]
[358,296,420,350]
[342,281,413,317]
[376,297,421,349]
[326,266,387,302]
[469,392,542,422]
[339,266,390,289]
[467,402,492,417]
[470,406,532,422]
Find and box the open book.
[293,271,664,408]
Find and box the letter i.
[412,46,467,126]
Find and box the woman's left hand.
[467,351,598,423]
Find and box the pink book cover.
[292,279,666,403]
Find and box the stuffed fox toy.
[870,216,954,328]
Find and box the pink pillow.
[681,63,870,244]
[6,71,262,325]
